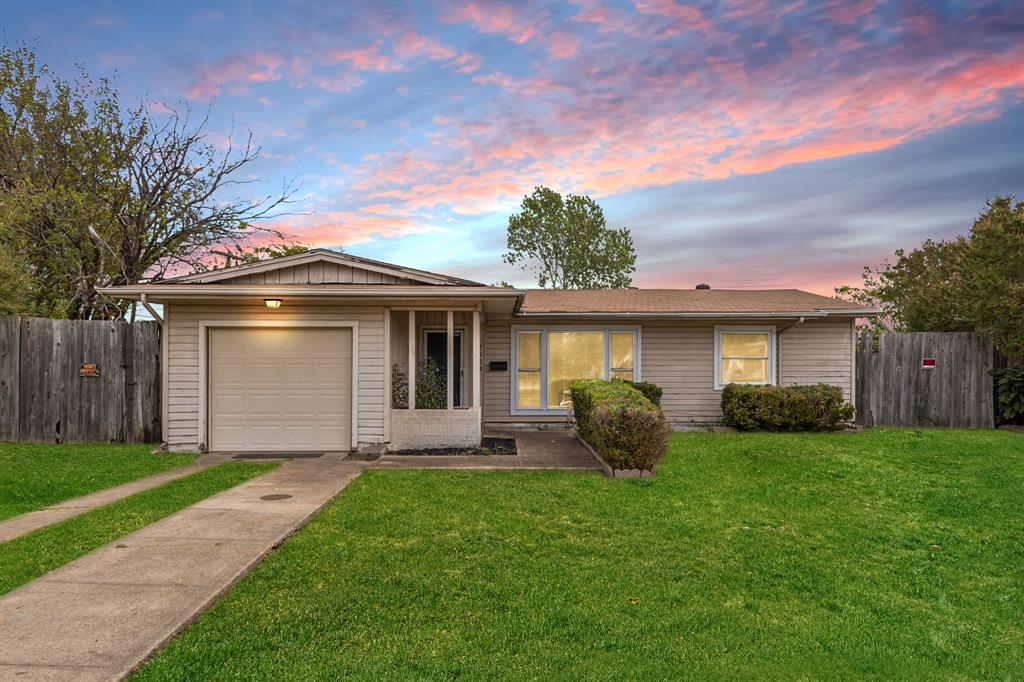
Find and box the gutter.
[513,311,831,319]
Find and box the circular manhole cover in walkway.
[260,493,293,501]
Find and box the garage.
[207,327,353,451]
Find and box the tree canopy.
[837,195,1024,355]
[503,186,636,289]
[0,44,297,319]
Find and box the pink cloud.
[442,2,539,44]
[331,42,399,72]
[188,51,285,99]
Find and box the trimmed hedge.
[721,383,854,432]
[611,378,663,406]
[571,379,669,471]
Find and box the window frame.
[510,326,641,415]
[714,325,777,390]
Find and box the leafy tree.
[503,186,636,289]
[837,195,1024,354]
[0,45,295,319]
[963,195,1024,355]
[835,238,971,335]
[209,242,313,268]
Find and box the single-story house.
[99,249,878,452]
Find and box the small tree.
[503,186,636,289]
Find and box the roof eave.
[515,308,881,318]
[97,285,523,300]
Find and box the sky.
[4,0,1023,294]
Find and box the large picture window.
[715,326,776,389]
[512,329,639,413]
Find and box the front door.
[424,330,463,407]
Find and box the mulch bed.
[390,437,517,457]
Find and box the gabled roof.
[518,289,879,317]
[158,249,484,286]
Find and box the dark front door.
[425,330,463,407]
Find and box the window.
[517,332,542,409]
[512,329,639,413]
[715,326,776,389]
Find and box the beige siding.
[223,262,417,285]
[481,317,855,427]
[165,302,385,452]
[779,318,855,400]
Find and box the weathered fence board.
[856,332,994,428]
[0,316,161,443]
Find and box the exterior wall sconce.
[264,299,283,309]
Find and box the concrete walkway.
[0,456,364,681]
[371,429,601,471]
[0,456,226,544]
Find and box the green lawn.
[136,429,1024,680]
[0,442,195,520]
[0,462,276,595]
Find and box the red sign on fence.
[921,357,936,369]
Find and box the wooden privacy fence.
[0,316,161,443]
[855,332,994,428]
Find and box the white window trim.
[510,326,641,415]
[714,325,776,390]
[198,320,360,452]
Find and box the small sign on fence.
[79,363,100,377]
[921,357,936,369]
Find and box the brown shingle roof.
[519,289,875,315]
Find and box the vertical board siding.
[165,303,385,451]
[855,332,994,428]
[0,316,161,443]
[217,262,417,285]
[481,317,855,427]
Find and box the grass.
[0,442,194,521]
[0,462,276,595]
[135,429,1024,680]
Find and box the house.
[99,249,877,453]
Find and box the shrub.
[991,365,1024,424]
[391,364,409,409]
[390,358,447,409]
[570,379,670,471]
[721,383,854,431]
[612,378,663,406]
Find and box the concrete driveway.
[0,456,364,681]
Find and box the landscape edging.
[574,431,655,479]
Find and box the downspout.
[139,293,163,324]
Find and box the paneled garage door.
[208,327,353,451]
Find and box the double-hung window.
[513,329,639,413]
[714,326,776,389]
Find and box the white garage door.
[208,327,353,451]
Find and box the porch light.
[264,298,282,309]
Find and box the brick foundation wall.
[389,408,481,450]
